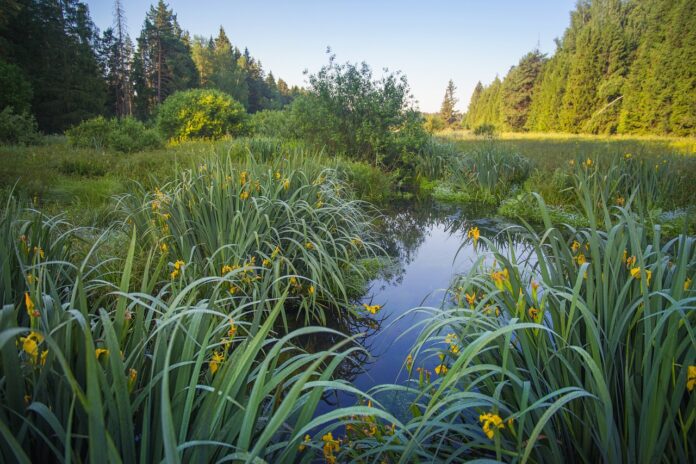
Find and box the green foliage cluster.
[157,89,247,142]
[0,107,41,146]
[290,54,428,176]
[66,116,162,152]
[465,0,696,136]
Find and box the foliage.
[0,58,32,114]
[157,89,247,142]
[291,54,428,173]
[66,116,162,153]
[450,143,532,201]
[118,153,380,324]
[472,122,498,138]
[0,107,41,146]
[423,114,446,134]
[131,0,199,118]
[0,0,106,133]
[0,203,378,462]
[439,79,459,126]
[248,109,295,139]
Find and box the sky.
[85,0,576,113]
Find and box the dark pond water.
[316,199,523,417]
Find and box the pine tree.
[464,81,484,128]
[132,0,198,118]
[501,49,545,131]
[0,0,106,132]
[439,79,459,126]
[99,0,134,117]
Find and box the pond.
[316,198,524,417]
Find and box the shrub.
[248,109,295,139]
[472,122,497,138]
[66,116,162,153]
[157,88,247,142]
[291,54,428,173]
[423,114,446,133]
[0,107,42,145]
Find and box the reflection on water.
[316,198,523,416]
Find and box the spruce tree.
[132,0,198,118]
[439,79,459,126]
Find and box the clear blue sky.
[85,0,576,112]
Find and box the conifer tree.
[439,79,459,126]
[132,0,198,118]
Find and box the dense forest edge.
[460,0,696,136]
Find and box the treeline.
[0,0,299,133]
[464,0,696,136]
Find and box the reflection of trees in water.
[376,198,513,285]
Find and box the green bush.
[472,122,497,138]
[423,114,446,133]
[0,107,42,145]
[290,55,428,174]
[248,109,294,139]
[157,88,247,142]
[66,116,162,153]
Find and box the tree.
[501,49,545,131]
[0,0,106,132]
[132,0,198,118]
[464,81,484,128]
[0,58,32,113]
[439,79,459,126]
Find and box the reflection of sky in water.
[316,201,522,417]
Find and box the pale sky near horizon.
[85,0,576,112]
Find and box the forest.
[463,0,696,136]
[0,0,695,463]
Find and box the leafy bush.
[290,54,428,174]
[157,88,247,142]
[423,114,446,133]
[0,107,42,145]
[472,122,497,138]
[66,116,162,152]
[248,109,295,139]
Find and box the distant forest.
[464,0,696,136]
[0,0,300,133]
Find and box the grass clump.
[66,116,162,153]
[118,153,380,325]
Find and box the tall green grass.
[118,153,380,325]
[0,200,393,462]
[346,199,695,462]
